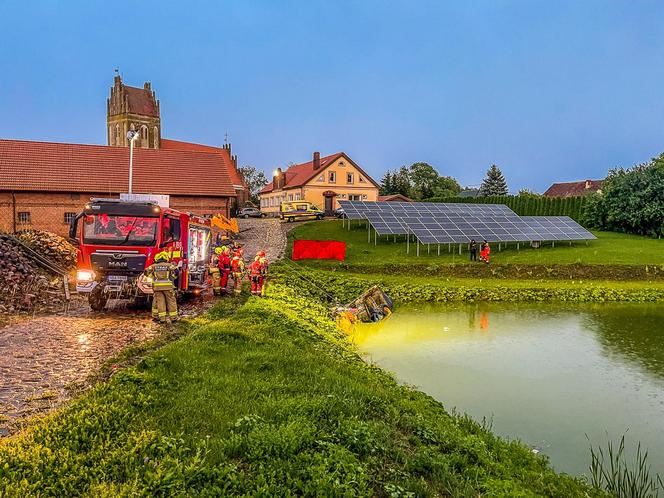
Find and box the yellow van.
[280,201,324,222]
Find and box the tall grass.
[588,434,664,497]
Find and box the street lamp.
[126,130,140,194]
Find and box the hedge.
[424,195,589,223]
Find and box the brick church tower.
[107,74,161,149]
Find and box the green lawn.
[0,286,602,497]
[290,220,663,266]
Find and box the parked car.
[279,201,324,222]
[239,207,267,218]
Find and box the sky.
[1,0,664,192]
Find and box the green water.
[355,302,664,477]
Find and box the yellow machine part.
[211,214,239,234]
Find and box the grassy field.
[0,285,603,497]
[289,220,663,266]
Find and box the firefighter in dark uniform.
[145,251,179,322]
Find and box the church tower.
[107,74,161,149]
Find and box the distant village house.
[258,152,379,215]
[543,179,603,197]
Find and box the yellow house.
[258,151,380,215]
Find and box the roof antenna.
[224,132,229,145]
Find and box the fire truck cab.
[70,198,213,311]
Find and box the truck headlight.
[77,269,96,282]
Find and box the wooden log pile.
[0,234,72,315]
[16,229,77,270]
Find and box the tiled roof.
[378,194,412,202]
[123,85,159,117]
[543,180,603,197]
[259,152,378,194]
[0,139,236,197]
[161,139,246,188]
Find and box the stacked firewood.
[0,234,72,315]
[16,229,77,270]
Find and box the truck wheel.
[243,214,249,218]
[316,215,323,220]
[89,287,107,312]
[288,217,295,222]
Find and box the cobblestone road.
[0,217,292,435]
[236,217,292,261]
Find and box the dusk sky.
[2,0,664,192]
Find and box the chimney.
[273,168,283,190]
[313,151,321,170]
[144,82,151,90]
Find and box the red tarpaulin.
[292,240,346,261]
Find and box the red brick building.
[0,76,247,237]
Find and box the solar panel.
[338,201,596,245]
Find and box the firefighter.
[144,251,179,323]
[230,248,245,295]
[248,255,263,296]
[218,245,232,293]
[210,247,222,295]
[257,250,269,297]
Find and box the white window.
[317,174,324,182]
[18,212,31,224]
[346,173,354,184]
[295,193,301,200]
[359,176,366,183]
[328,171,336,183]
[338,161,345,167]
[362,194,368,199]
[153,127,159,148]
[349,194,361,201]
[288,194,293,201]
[64,212,76,224]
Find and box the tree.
[238,166,269,205]
[584,155,664,237]
[478,164,509,196]
[379,171,393,196]
[391,166,412,197]
[409,162,439,200]
[433,176,461,198]
[517,188,541,197]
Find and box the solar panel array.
[339,201,595,244]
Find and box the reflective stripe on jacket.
[145,262,178,291]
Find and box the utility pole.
[126,130,140,194]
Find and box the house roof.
[259,152,379,194]
[378,194,413,202]
[161,138,246,188]
[543,179,604,197]
[0,139,236,197]
[122,85,159,117]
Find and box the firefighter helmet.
[214,246,223,255]
[154,251,171,263]
[257,250,266,258]
[222,245,231,254]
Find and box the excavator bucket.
[211,214,239,234]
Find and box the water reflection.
[355,302,664,477]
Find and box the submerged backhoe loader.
[334,285,393,333]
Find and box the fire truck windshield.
[82,214,158,246]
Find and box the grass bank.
[0,283,603,497]
[290,220,663,267]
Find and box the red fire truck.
[69,198,213,311]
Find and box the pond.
[354,302,664,477]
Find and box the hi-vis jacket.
[145,262,178,291]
